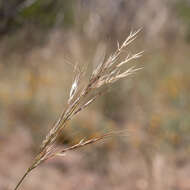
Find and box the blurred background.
[0,0,190,189]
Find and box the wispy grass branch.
[14,29,143,190]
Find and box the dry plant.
[14,29,143,190]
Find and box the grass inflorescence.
[14,29,143,190]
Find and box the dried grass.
[14,29,143,190]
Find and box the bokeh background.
[0,0,190,189]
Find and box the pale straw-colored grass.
[14,29,143,190]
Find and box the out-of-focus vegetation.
[1,0,190,190]
[176,0,190,42]
[0,0,74,34]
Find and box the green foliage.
[176,0,190,42]
[20,0,74,27]
[0,0,75,35]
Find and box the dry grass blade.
[14,29,143,190]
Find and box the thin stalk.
[14,167,33,190]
